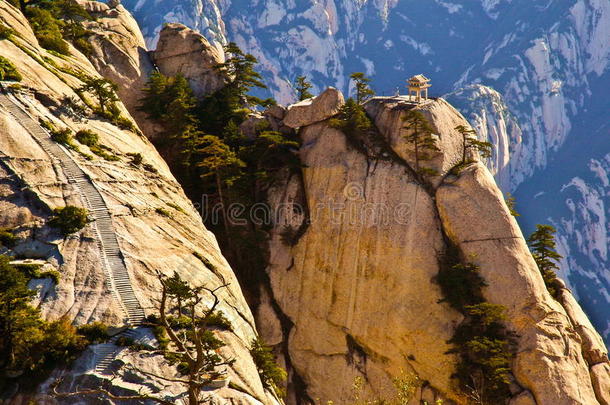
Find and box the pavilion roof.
[408,74,430,83]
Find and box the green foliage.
[436,245,516,403]
[13,263,60,284]
[295,75,314,100]
[75,128,118,161]
[127,152,143,166]
[74,129,98,146]
[76,322,109,344]
[139,46,297,290]
[329,97,387,158]
[0,256,88,388]
[48,206,89,235]
[193,252,218,273]
[25,7,70,55]
[402,110,439,174]
[89,144,119,161]
[437,262,486,311]
[78,76,119,114]
[50,127,72,145]
[203,311,232,330]
[527,224,562,299]
[20,0,93,56]
[350,72,375,104]
[0,23,15,40]
[349,372,422,405]
[197,135,245,180]
[505,193,519,217]
[167,202,186,214]
[54,0,93,56]
[455,125,492,164]
[0,56,22,82]
[0,229,17,248]
[155,207,172,218]
[250,337,287,397]
[140,72,203,170]
[215,42,268,108]
[449,303,515,403]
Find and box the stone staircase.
[0,91,146,374]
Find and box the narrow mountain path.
[0,91,145,373]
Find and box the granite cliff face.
[255,92,610,404]
[0,2,278,403]
[120,0,610,346]
[1,1,610,405]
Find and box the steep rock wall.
[261,92,610,404]
[0,2,278,403]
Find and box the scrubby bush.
[26,8,70,55]
[127,152,143,166]
[0,23,14,40]
[50,127,73,145]
[48,206,89,235]
[0,229,17,248]
[0,56,22,82]
[73,130,119,161]
[76,322,109,344]
[13,263,60,284]
[75,129,98,147]
[155,207,171,218]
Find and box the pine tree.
[350,72,375,105]
[197,135,245,237]
[527,224,562,299]
[402,110,439,174]
[78,77,119,114]
[140,72,203,175]
[215,42,268,108]
[455,125,492,164]
[250,338,287,397]
[505,193,520,217]
[295,76,314,101]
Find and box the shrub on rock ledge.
[48,206,90,235]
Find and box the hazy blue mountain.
[121,0,610,341]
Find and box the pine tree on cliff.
[402,110,439,174]
[295,76,314,101]
[78,76,119,114]
[350,72,375,104]
[455,124,492,164]
[54,273,238,405]
[201,42,273,134]
[197,135,245,240]
[528,224,562,299]
[140,72,203,182]
[215,42,270,108]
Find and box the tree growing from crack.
[455,124,492,164]
[402,110,439,175]
[53,273,235,405]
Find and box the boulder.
[265,104,287,120]
[283,87,344,128]
[152,23,226,99]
